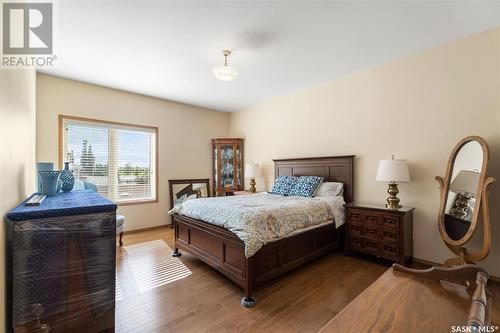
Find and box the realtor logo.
[3,2,53,54]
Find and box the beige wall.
[34,27,500,276]
[230,27,500,275]
[36,74,229,231]
[0,69,37,331]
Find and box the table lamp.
[245,162,262,193]
[376,155,410,209]
[449,170,480,220]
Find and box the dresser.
[5,191,117,333]
[344,203,414,265]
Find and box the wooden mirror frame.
[168,178,210,226]
[436,136,496,264]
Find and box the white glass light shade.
[450,170,480,196]
[213,65,238,81]
[376,159,410,183]
[245,163,262,178]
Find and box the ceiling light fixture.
[213,50,238,81]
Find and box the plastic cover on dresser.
[6,190,117,333]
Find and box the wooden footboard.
[171,155,354,306]
[173,215,249,290]
[173,214,343,306]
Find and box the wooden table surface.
[320,267,475,333]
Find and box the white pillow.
[174,193,199,207]
[174,194,188,206]
[185,194,198,201]
[315,182,344,197]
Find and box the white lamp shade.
[213,65,238,81]
[376,159,410,183]
[245,163,262,178]
[450,170,480,195]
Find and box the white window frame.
[59,115,158,205]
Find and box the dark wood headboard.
[273,156,355,202]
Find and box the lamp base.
[450,194,472,220]
[386,203,402,210]
[385,183,402,210]
[249,178,256,193]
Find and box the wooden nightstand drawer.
[363,225,381,240]
[348,210,363,223]
[362,239,380,256]
[381,242,400,260]
[381,228,399,243]
[347,236,363,250]
[364,212,380,227]
[348,224,363,237]
[381,215,400,229]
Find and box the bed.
[171,156,354,306]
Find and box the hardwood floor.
[116,227,386,332]
[116,227,500,333]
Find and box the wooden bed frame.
[172,156,354,306]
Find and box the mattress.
[169,192,345,257]
[287,219,335,238]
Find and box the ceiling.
[39,1,500,112]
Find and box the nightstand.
[344,202,414,265]
[233,190,260,195]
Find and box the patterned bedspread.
[169,192,345,257]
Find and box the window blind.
[62,117,157,203]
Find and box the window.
[60,116,157,204]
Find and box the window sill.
[117,199,158,206]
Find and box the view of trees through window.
[63,118,156,203]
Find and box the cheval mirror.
[390,136,496,330]
[436,136,496,266]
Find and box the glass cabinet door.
[221,145,234,188]
[236,144,242,189]
[213,146,218,195]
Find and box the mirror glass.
[172,183,209,205]
[444,141,483,240]
[168,179,210,225]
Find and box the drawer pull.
[382,216,399,229]
[384,246,395,253]
[350,213,362,221]
[384,232,395,239]
[384,218,398,225]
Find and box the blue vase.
[36,162,54,193]
[60,162,75,192]
[39,171,61,197]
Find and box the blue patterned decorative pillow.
[289,176,324,197]
[269,176,299,196]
